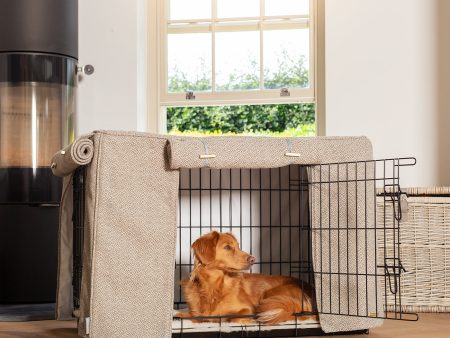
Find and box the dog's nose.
[247,256,256,265]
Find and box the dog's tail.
[256,294,314,324]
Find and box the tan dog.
[176,231,316,324]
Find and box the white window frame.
[148,0,325,134]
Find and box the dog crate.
[52,132,418,338]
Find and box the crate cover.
[51,131,383,337]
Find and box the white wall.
[77,0,148,134]
[325,0,450,186]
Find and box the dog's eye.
[224,245,232,250]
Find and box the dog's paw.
[174,311,193,319]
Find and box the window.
[151,0,324,135]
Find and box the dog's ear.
[192,231,219,265]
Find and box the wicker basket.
[377,187,450,313]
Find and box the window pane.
[167,104,316,136]
[215,31,260,91]
[263,29,309,89]
[168,33,212,92]
[265,0,309,16]
[217,0,259,18]
[170,0,211,20]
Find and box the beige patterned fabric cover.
[167,135,375,169]
[53,131,382,337]
[55,175,75,320]
[309,162,383,332]
[53,132,179,338]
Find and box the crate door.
[308,159,418,323]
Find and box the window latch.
[280,88,290,97]
[185,91,196,100]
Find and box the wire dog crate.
[72,158,418,338]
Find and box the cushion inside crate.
[172,308,320,334]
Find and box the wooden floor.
[0,313,449,338]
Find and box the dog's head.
[192,231,256,271]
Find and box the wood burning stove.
[0,0,77,305]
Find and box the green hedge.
[167,103,315,135]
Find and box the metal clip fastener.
[199,154,216,159]
[280,88,290,97]
[285,152,300,157]
[186,91,196,100]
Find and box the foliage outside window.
[168,51,309,93]
[167,103,315,137]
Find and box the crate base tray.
[172,308,319,336]
[172,309,366,337]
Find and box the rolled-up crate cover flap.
[55,131,381,337]
[51,134,95,177]
[167,135,373,169]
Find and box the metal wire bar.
[72,166,85,310]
